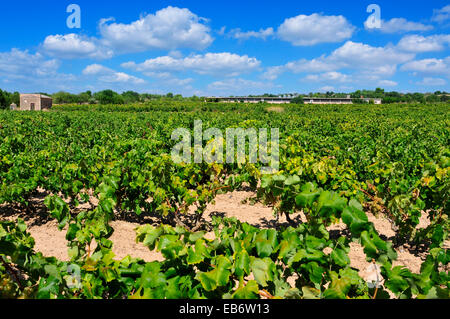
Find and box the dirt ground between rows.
[1,190,448,285]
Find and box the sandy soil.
[1,190,448,285]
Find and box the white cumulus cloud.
[263,41,413,81]
[82,64,145,84]
[365,18,433,34]
[82,64,110,75]
[262,58,336,80]
[329,41,414,72]
[277,13,355,46]
[122,52,261,77]
[262,41,414,89]
[401,57,450,76]
[417,77,447,86]
[99,6,213,53]
[0,49,60,77]
[432,5,450,23]
[42,34,113,59]
[0,48,78,92]
[229,28,275,40]
[397,34,450,53]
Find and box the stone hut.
[20,94,52,111]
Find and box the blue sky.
[0,0,449,96]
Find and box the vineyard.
[0,102,448,299]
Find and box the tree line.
[50,90,205,105]
[0,89,20,109]
[0,87,448,109]
[350,88,449,104]
[303,88,449,104]
[0,89,204,108]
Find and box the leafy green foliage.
[0,103,448,299]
